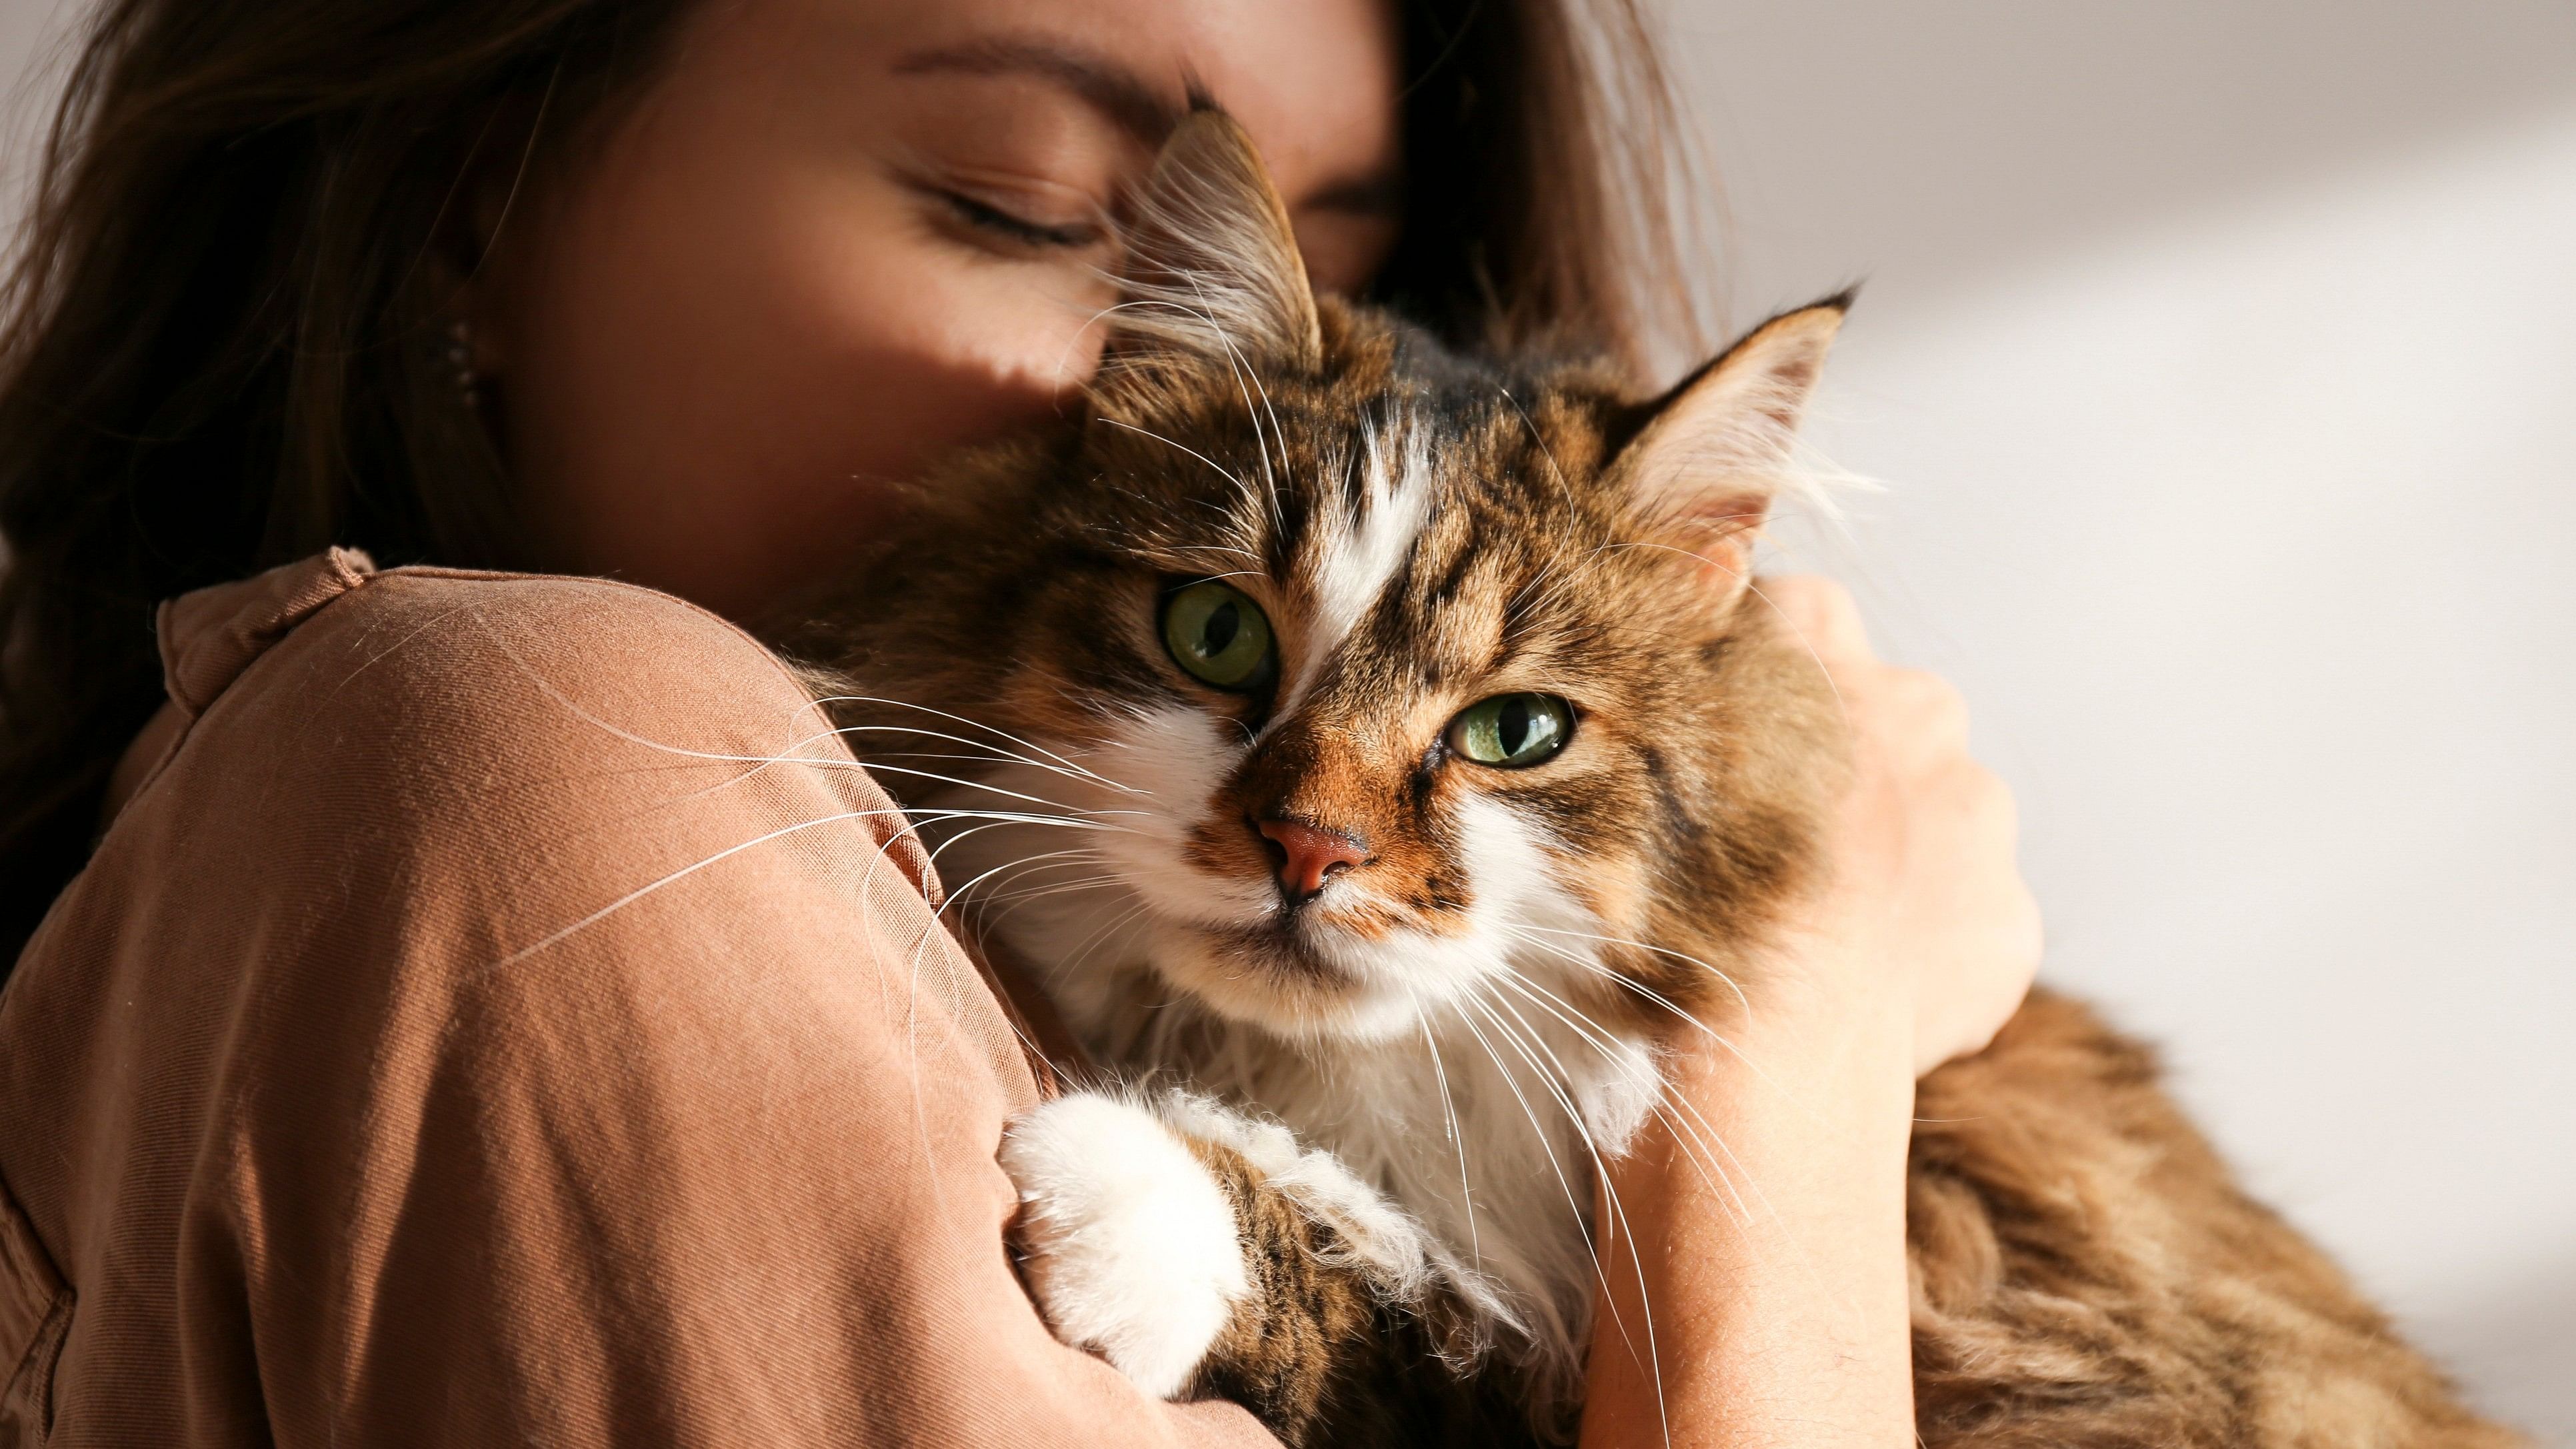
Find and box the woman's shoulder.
[39,551,968,1065]
[240,557,803,730]
[127,554,903,915]
[163,556,821,788]
[0,561,1041,1400]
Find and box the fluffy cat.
[775,113,2519,1448]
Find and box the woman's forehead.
[748,0,1397,183]
[736,0,1402,285]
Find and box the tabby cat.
[777,113,2518,1448]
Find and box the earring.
[447,319,480,403]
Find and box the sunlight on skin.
[1585,977,1918,1449]
[473,0,1401,621]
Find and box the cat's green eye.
[1447,693,1575,768]
[1161,581,1277,692]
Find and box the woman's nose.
[1251,817,1371,903]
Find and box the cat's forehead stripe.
[1279,407,1433,716]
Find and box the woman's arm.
[3,561,1278,1448]
[1582,576,2043,1448]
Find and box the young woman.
[0,0,2038,1443]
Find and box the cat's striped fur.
[777,113,2521,1448]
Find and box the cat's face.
[803,114,1843,1046]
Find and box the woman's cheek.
[643,239,1105,613]
[797,230,1111,481]
[557,185,1107,614]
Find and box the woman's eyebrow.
[891,36,1185,149]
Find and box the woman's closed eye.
[937,187,1104,251]
[907,163,1111,258]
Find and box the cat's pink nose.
[1253,818,1369,902]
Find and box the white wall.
[0,0,72,242]
[3,0,2569,1439]
[1675,2,2576,1439]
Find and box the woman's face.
[479,0,1401,619]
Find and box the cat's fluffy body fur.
[777,114,2521,1447]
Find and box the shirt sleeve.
[179,571,1275,1447]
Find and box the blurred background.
[5,0,2571,1439]
[1673,2,2575,1438]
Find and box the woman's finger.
[1877,667,1971,756]
[1759,575,1873,665]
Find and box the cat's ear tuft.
[1611,295,1849,595]
[1109,109,1324,371]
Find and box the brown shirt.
[0,552,1271,1447]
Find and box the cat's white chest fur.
[1055,958,1664,1384]
[922,742,1670,1385]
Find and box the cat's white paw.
[1155,1090,1435,1296]
[998,1092,1249,1398]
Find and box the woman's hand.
[1581,575,2040,1448]
[1761,573,2042,1074]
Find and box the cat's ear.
[1610,293,1849,595]
[1107,109,1324,371]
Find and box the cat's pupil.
[1498,698,1530,754]
[1199,604,1240,657]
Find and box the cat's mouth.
[1207,918,1357,983]
[1135,902,1465,1042]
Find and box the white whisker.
[810,694,1131,791]
[1445,992,1594,1259]
[1509,923,1754,1022]
[485,805,922,974]
[862,762,1144,823]
[1452,987,1667,1444]
[1412,997,1483,1273]
[817,724,1139,793]
[1098,417,1259,515]
[1488,966,1756,1232]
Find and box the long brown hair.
[0,0,1706,961]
